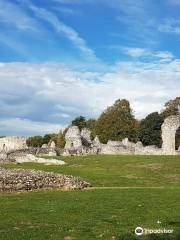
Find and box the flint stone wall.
[0,136,27,152]
[93,136,101,146]
[65,126,82,149]
[81,128,92,146]
[162,115,180,155]
[101,144,134,155]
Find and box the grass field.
[0,155,180,240]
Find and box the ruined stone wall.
[161,115,180,155]
[65,126,82,149]
[63,116,180,156]
[81,128,92,146]
[0,136,27,152]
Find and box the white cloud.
[0,59,179,136]
[121,47,174,60]
[120,47,174,62]
[0,0,98,62]
[27,1,98,62]
[0,33,33,59]
[0,0,38,31]
[123,48,148,57]
[106,0,145,15]
[154,51,174,60]
[158,18,180,35]
[0,118,65,136]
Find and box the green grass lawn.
[0,155,180,239]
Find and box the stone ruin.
[0,137,65,165]
[63,114,180,156]
[161,115,180,155]
[62,125,162,156]
[0,115,179,161]
[63,126,99,156]
[0,136,27,152]
[65,126,82,149]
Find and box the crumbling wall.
[161,115,180,155]
[81,128,92,146]
[62,115,180,156]
[65,126,82,149]
[0,136,27,152]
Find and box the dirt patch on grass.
[163,174,180,181]
[121,174,144,179]
[126,163,163,170]
[70,164,84,168]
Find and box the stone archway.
[161,115,180,155]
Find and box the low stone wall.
[62,146,100,156]
[100,144,134,155]
[0,136,27,152]
[0,149,66,165]
[7,148,37,161]
[0,168,90,192]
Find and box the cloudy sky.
[0,0,180,136]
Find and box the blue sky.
[0,0,180,136]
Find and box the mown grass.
[1,155,180,187]
[0,155,180,239]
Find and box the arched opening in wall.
[71,142,74,148]
[175,126,180,150]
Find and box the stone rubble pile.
[0,168,90,192]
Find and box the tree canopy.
[138,112,164,147]
[71,116,87,130]
[26,136,44,148]
[95,99,139,143]
[162,97,180,117]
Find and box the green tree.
[71,116,87,130]
[56,131,66,148]
[138,112,164,147]
[162,97,180,117]
[43,134,53,144]
[138,97,180,148]
[86,118,97,139]
[26,136,43,147]
[95,99,139,143]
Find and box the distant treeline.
[27,97,180,149]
